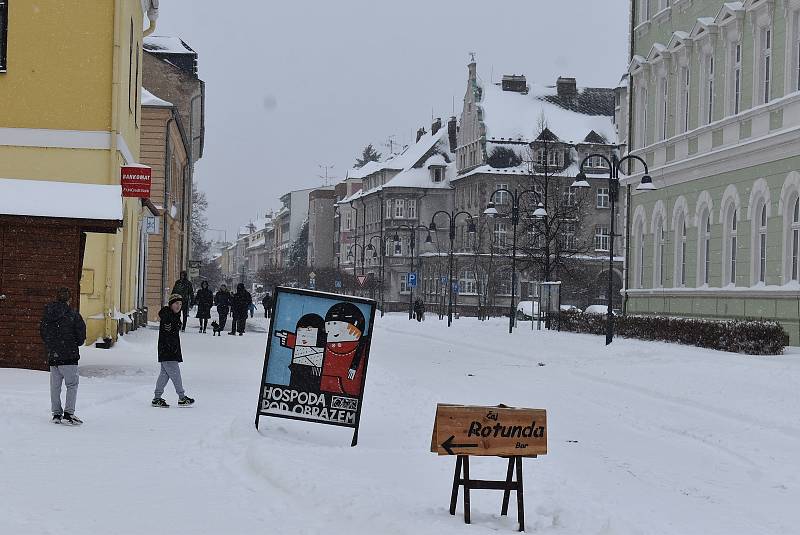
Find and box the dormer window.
[536,148,562,167]
[431,167,445,182]
[586,155,608,169]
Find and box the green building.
[625,0,800,344]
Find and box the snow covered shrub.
[557,311,787,355]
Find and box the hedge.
[557,311,787,355]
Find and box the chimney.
[431,117,442,135]
[556,77,578,98]
[501,74,528,94]
[448,116,458,153]
[416,127,427,142]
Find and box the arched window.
[728,208,738,285]
[757,204,768,283]
[653,216,665,287]
[680,219,687,286]
[703,214,711,285]
[793,198,800,281]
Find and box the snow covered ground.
[2,313,800,534]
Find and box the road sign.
[432,404,547,457]
[188,260,201,279]
[144,215,160,235]
[308,278,316,290]
[451,281,460,295]
[440,276,449,285]
[335,280,342,289]
[356,275,368,287]
[407,272,418,288]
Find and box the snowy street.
[2,313,799,534]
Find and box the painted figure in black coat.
[194,281,214,333]
[214,284,232,333]
[171,271,195,332]
[229,283,253,336]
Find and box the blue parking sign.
[452,281,460,295]
[440,276,448,285]
[407,272,417,288]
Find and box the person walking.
[152,294,195,408]
[171,271,195,331]
[214,284,232,333]
[229,283,252,336]
[413,299,425,322]
[194,281,214,333]
[262,292,272,319]
[40,287,86,426]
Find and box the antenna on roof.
[383,135,399,155]
[318,164,335,186]
[469,51,476,63]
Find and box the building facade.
[0,0,160,359]
[307,187,336,268]
[626,0,800,343]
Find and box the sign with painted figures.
[432,404,547,457]
[256,287,377,446]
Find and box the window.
[494,222,508,249]
[385,200,393,220]
[654,218,665,287]
[128,19,135,113]
[345,212,352,231]
[595,225,610,251]
[728,208,738,285]
[760,26,772,104]
[562,186,577,207]
[794,12,800,92]
[407,199,417,219]
[432,168,444,182]
[758,204,768,283]
[561,220,577,251]
[659,77,668,140]
[704,54,714,125]
[497,270,513,296]
[399,273,409,293]
[495,183,509,205]
[0,1,7,72]
[638,86,649,148]
[586,155,607,169]
[639,0,650,23]
[394,199,405,219]
[596,187,610,209]
[536,148,561,167]
[702,214,711,285]
[676,217,687,287]
[459,270,477,295]
[680,66,690,133]
[731,42,742,114]
[792,198,800,281]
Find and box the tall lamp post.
[484,189,545,334]
[429,211,476,327]
[392,224,432,320]
[347,243,367,275]
[571,153,655,345]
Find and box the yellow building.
[0,0,160,348]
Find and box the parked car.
[515,300,539,321]
[560,304,582,313]
[583,304,617,316]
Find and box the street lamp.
[392,224,432,320]
[347,243,367,275]
[484,189,542,334]
[429,211,476,327]
[571,153,655,345]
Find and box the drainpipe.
[162,117,174,306]
[143,1,159,37]
[186,93,203,268]
[623,0,636,317]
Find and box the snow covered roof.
[143,36,195,55]
[478,80,615,145]
[0,178,123,221]
[141,87,173,108]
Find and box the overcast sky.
[155,0,630,241]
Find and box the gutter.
[143,0,159,37]
[162,118,174,307]
[623,0,636,317]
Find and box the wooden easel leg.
[449,456,463,516]
[516,456,525,532]
[351,426,359,447]
[501,457,515,516]
[463,456,471,525]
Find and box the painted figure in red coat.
[321,302,367,396]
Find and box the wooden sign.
[432,404,547,457]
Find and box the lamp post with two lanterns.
[429,211,476,327]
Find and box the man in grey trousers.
[40,287,86,426]
[151,293,195,408]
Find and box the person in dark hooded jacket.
[152,294,194,408]
[40,287,86,425]
[171,271,195,332]
[194,281,214,333]
[229,283,252,336]
[214,284,232,333]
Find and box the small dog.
[211,321,221,336]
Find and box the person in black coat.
[152,294,194,408]
[40,287,86,425]
[171,271,195,332]
[194,281,214,333]
[214,284,232,333]
[229,283,253,336]
[262,292,273,319]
